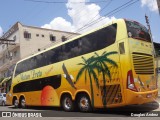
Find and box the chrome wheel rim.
[14,100,18,107]
[64,97,72,110]
[21,99,26,108]
[79,97,89,111]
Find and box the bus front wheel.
[20,98,26,108]
[61,95,74,112]
[13,99,19,108]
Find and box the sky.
[0,0,160,43]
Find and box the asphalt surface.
[0,97,159,120]
[0,99,159,117]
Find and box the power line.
[38,0,139,52]
[23,0,107,23]
[77,0,139,32]
[24,0,109,4]
[69,0,139,38]
[64,0,109,22]
[36,0,114,50]
[63,0,114,34]
[69,0,113,30]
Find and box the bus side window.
[119,42,125,54]
[69,40,79,58]
[51,47,61,62]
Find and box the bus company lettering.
[20,70,42,80]
[20,74,30,80]
[31,70,42,79]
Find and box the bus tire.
[61,94,74,112]
[20,97,26,109]
[13,98,19,108]
[77,94,92,112]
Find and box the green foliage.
[76,51,118,107]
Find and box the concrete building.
[0,22,79,81]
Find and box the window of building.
[13,35,16,41]
[36,34,39,37]
[14,51,17,57]
[42,35,44,37]
[2,45,5,49]
[24,31,31,39]
[62,36,67,42]
[50,35,56,42]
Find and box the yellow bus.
[6,19,158,112]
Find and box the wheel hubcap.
[64,97,72,110]
[14,100,18,107]
[21,99,25,107]
[80,97,89,110]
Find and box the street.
[0,99,160,118]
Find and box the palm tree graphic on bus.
[76,51,118,107]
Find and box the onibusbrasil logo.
[1,112,42,117]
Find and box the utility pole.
[145,14,159,90]
[157,0,160,15]
[145,15,156,56]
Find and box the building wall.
[18,24,79,59]
[0,28,20,78]
[0,22,79,79]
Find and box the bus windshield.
[125,20,151,42]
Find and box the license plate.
[146,93,152,98]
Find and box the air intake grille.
[132,52,154,74]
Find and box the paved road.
[0,100,160,118]
[0,98,159,120]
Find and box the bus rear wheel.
[61,95,74,112]
[20,98,26,108]
[77,94,92,112]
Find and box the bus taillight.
[127,70,137,91]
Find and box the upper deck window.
[125,20,151,42]
[15,24,117,77]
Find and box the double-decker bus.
[6,19,158,112]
